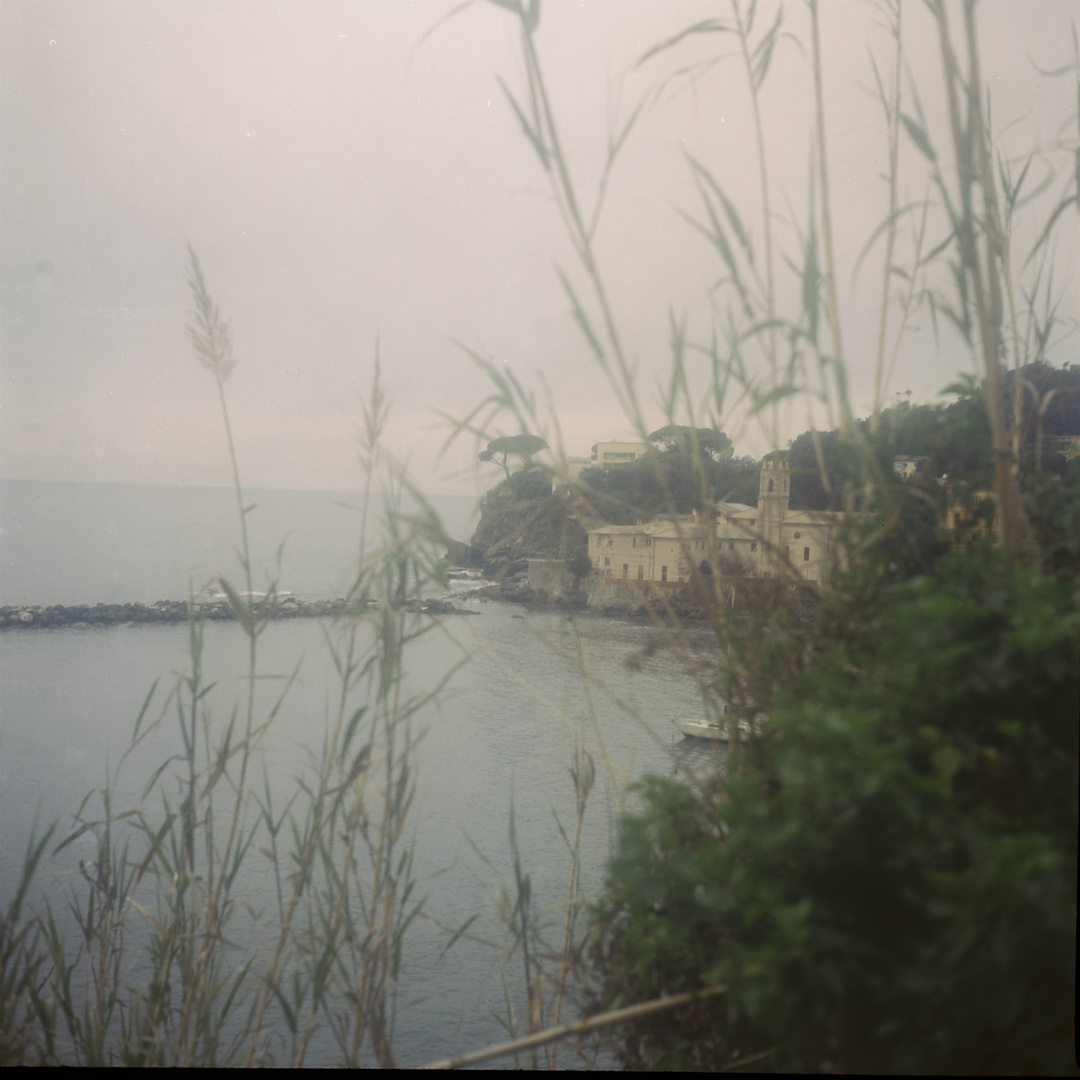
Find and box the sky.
[2,0,1077,496]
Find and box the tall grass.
[0,251,460,1067]
[453,0,1075,650]
[438,0,1077,1065]
[2,0,1075,1069]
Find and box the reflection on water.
[672,732,729,783]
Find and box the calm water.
[0,478,480,606]
[0,480,722,1067]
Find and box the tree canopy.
[648,424,733,462]
[786,363,1080,512]
[478,433,548,480]
[578,453,758,522]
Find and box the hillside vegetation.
[466,468,590,585]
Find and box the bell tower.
[757,453,790,574]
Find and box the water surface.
[0,480,723,1067]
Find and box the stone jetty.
[0,596,474,630]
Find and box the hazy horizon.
[3,1,1076,496]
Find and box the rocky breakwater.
[465,576,540,606]
[0,596,474,630]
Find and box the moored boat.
[676,705,761,742]
[676,717,729,741]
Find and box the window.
[729,541,735,551]
[622,564,628,578]
[661,566,668,582]
[804,546,810,561]
[637,565,643,580]
[604,557,610,567]
[768,478,774,493]
[750,541,757,552]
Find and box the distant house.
[588,518,706,588]
[552,440,654,494]
[593,441,652,467]
[587,455,844,591]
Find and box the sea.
[0,478,723,1068]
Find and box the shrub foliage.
[588,544,1079,1073]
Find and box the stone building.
[587,454,844,590]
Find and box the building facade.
[587,455,843,589]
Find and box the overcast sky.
[2,0,1076,496]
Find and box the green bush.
[507,467,552,501]
[588,548,1079,1073]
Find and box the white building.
[593,441,651,467]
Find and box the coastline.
[0,595,476,629]
[2,573,815,630]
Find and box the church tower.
[757,453,790,575]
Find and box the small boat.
[676,717,729,741]
[676,705,760,742]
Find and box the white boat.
[676,717,729,741]
[676,705,760,742]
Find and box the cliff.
[465,470,591,602]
